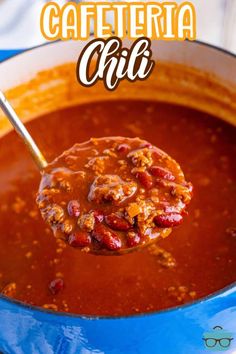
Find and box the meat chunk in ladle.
[0,93,193,255]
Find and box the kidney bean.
[105,213,131,231]
[68,231,91,247]
[149,166,175,181]
[154,213,183,227]
[49,278,64,295]
[116,144,131,154]
[67,200,80,217]
[127,231,141,247]
[135,171,153,189]
[92,224,121,250]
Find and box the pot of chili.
[0,39,235,354]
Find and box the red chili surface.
[0,100,235,316]
[37,137,192,254]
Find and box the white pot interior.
[0,40,235,136]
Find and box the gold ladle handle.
[0,91,48,170]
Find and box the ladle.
[0,91,47,170]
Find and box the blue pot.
[0,41,235,354]
[0,285,235,354]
